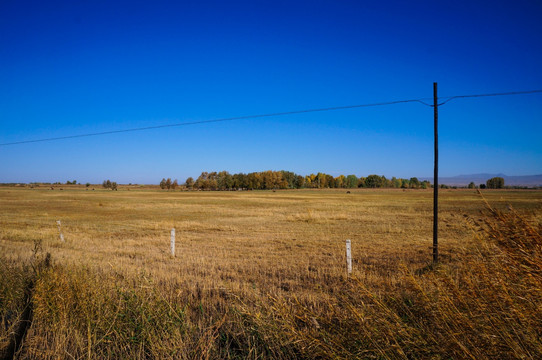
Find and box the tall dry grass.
[269,198,542,359]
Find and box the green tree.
[486,177,504,189]
[111,182,118,191]
[281,171,297,189]
[171,179,178,190]
[365,175,385,188]
[224,172,234,190]
[468,182,476,189]
[233,173,248,190]
[217,171,233,190]
[207,172,218,190]
[295,175,305,189]
[409,177,420,189]
[160,178,167,189]
[195,172,211,190]
[185,177,194,190]
[345,175,358,188]
[325,174,335,188]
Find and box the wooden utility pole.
[433,82,439,263]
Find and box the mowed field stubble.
[1,187,541,359]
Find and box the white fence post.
[346,239,352,275]
[170,228,175,257]
[56,220,65,242]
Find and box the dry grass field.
[1,187,541,359]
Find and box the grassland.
[1,187,541,359]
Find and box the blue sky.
[1,0,541,184]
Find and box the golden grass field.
[1,186,541,359]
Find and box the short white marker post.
[170,228,175,257]
[56,220,65,242]
[346,239,352,275]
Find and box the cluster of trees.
[467,177,505,189]
[175,171,431,191]
[159,178,178,190]
[486,176,505,189]
[65,180,78,185]
[102,180,118,190]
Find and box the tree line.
[159,178,179,190]
[469,176,505,189]
[102,179,118,190]
[171,171,432,191]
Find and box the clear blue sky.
[1,0,541,184]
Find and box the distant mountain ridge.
[424,174,542,187]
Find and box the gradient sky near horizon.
[1,0,541,184]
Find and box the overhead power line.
[1,89,541,147]
[437,89,542,106]
[0,98,434,147]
